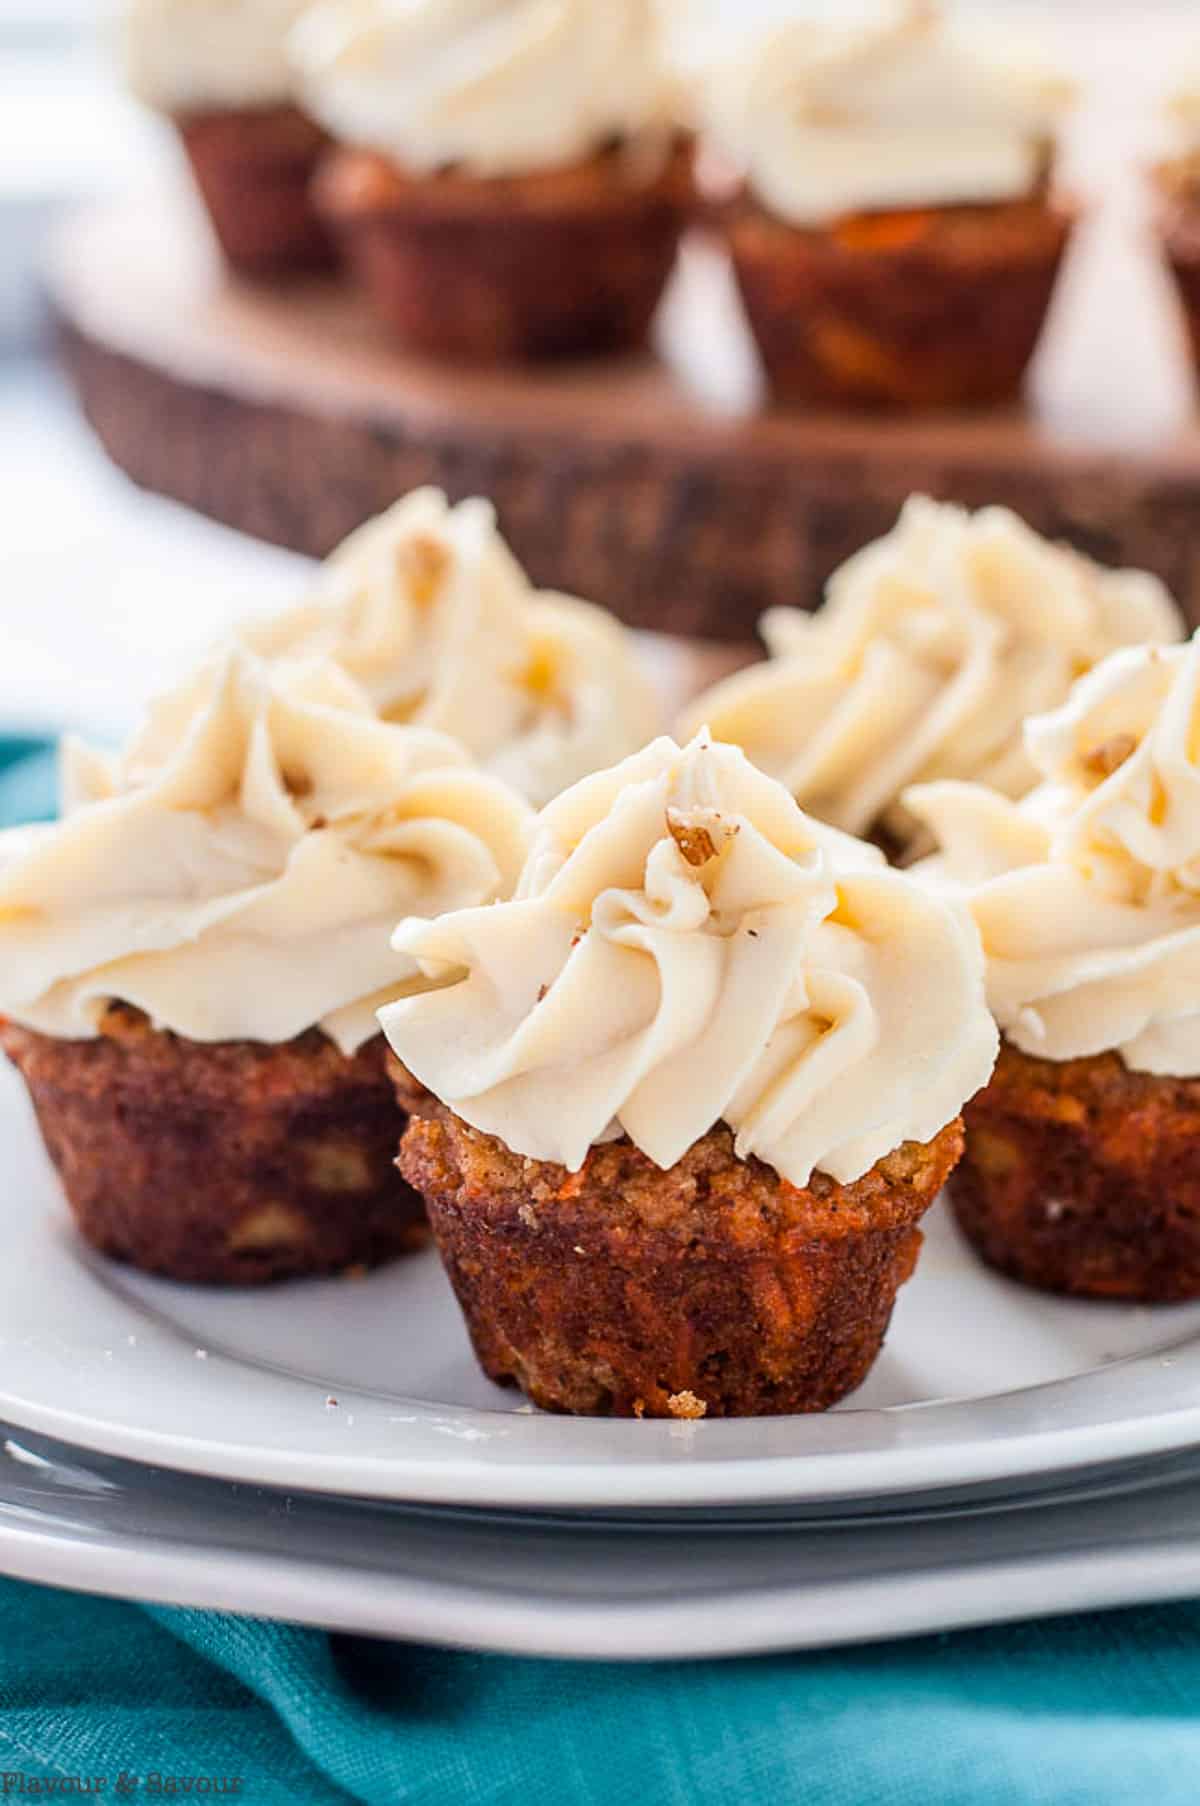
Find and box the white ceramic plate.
[6,1429,1200,1658]
[3,1065,1200,1512]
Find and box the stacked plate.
[5,1058,1200,1661]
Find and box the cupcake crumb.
[667,1390,707,1421]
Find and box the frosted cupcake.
[909,633,1200,1301]
[381,732,997,1417]
[691,0,1074,408]
[122,0,336,275]
[292,0,693,359]
[0,651,530,1285]
[681,497,1182,858]
[243,488,662,806]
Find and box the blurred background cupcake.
[688,0,1076,409]
[1157,64,1200,370]
[292,0,694,360]
[121,0,337,276]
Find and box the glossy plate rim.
[3,1070,1200,1511]
[6,1430,1200,1659]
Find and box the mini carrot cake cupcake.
[0,651,530,1285]
[909,633,1200,1302]
[681,496,1182,859]
[380,731,997,1418]
[291,0,693,359]
[692,0,1074,408]
[1156,71,1200,370]
[243,487,662,806]
[122,0,337,275]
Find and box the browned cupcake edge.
[725,194,1074,411]
[176,103,338,277]
[314,140,696,362]
[2,1010,427,1286]
[950,1037,1200,1301]
[400,1112,962,1417]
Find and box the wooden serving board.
[45,13,1200,641]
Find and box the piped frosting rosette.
[123,0,313,113]
[243,489,661,808]
[290,0,674,177]
[909,634,1200,1075]
[686,0,1072,226]
[379,731,997,1186]
[1168,64,1200,160]
[0,649,532,1054]
[680,497,1182,850]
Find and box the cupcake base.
[1169,253,1200,367]
[727,195,1073,411]
[315,140,694,362]
[398,1112,962,1417]
[177,104,336,277]
[2,1008,426,1286]
[1162,218,1200,369]
[950,1040,1200,1302]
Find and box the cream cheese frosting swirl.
[0,650,531,1054]
[680,497,1182,852]
[379,732,997,1186]
[1170,66,1200,155]
[242,488,661,809]
[290,0,673,177]
[690,0,1072,225]
[908,635,1200,1076]
[1164,66,1200,187]
[123,0,313,113]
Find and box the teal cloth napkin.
[4,732,1200,1805]
[6,1580,1200,1806]
[0,737,57,827]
